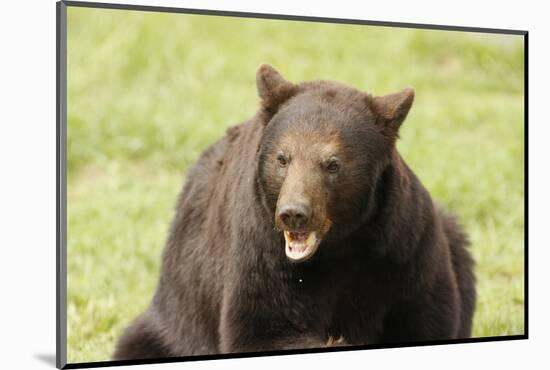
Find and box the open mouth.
[283,231,321,263]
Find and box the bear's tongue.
[284,231,319,262]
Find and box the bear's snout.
[277,202,311,230]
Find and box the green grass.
[66,7,525,363]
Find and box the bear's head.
[255,64,414,263]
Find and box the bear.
[113,64,476,360]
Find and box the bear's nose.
[278,203,311,230]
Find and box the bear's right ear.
[256,64,297,122]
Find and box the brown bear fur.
[113,65,475,360]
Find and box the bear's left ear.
[371,87,415,135]
[256,64,297,122]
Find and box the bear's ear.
[371,87,415,135]
[256,64,297,121]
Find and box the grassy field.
[66,7,525,363]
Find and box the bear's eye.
[325,160,340,174]
[277,153,288,167]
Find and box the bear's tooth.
[306,232,316,247]
[284,231,291,242]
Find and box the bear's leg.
[447,227,476,338]
[112,312,171,360]
[380,270,461,343]
[219,308,328,352]
[218,283,330,353]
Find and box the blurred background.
[66,6,525,363]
